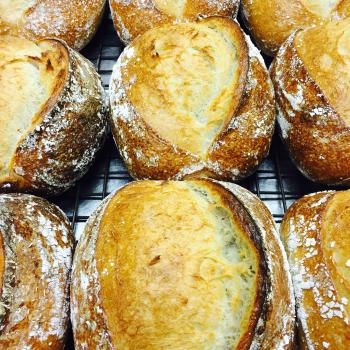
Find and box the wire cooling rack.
[53,9,335,243]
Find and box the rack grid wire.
[55,8,341,350]
[53,9,335,242]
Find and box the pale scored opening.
[300,0,342,17]
[154,0,187,18]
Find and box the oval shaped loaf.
[281,190,350,349]
[0,194,73,349]
[109,17,275,182]
[241,0,350,56]
[0,0,106,51]
[0,35,108,196]
[109,0,240,44]
[71,180,295,350]
[270,19,350,185]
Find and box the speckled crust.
[0,0,106,51]
[109,18,275,182]
[71,180,295,350]
[281,191,350,349]
[217,182,296,350]
[0,38,108,196]
[240,0,350,56]
[109,0,240,44]
[270,31,350,186]
[0,194,73,349]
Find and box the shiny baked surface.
[295,19,350,126]
[95,181,262,349]
[281,191,350,349]
[0,35,68,185]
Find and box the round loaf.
[0,0,106,51]
[71,180,295,350]
[0,35,108,196]
[109,0,240,44]
[281,190,350,349]
[241,0,350,56]
[109,17,275,182]
[0,194,73,349]
[270,19,350,185]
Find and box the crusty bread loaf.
[0,0,106,51]
[0,35,108,196]
[0,194,73,349]
[109,17,275,182]
[281,190,350,349]
[109,0,240,44]
[241,0,350,56]
[270,19,350,185]
[71,180,295,350]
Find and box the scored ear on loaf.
[241,0,350,56]
[109,0,240,44]
[281,190,350,349]
[110,17,276,181]
[0,194,73,350]
[0,34,108,196]
[0,0,106,50]
[71,180,295,350]
[270,19,350,185]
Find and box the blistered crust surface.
[271,30,350,185]
[281,192,350,349]
[0,0,106,50]
[0,38,108,196]
[241,0,350,56]
[109,0,239,44]
[109,18,275,182]
[0,194,73,350]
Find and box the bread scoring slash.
[109,17,276,182]
[0,35,108,196]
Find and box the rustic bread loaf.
[0,35,108,196]
[241,0,350,56]
[109,0,240,44]
[71,180,295,350]
[281,190,350,349]
[0,194,73,349]
[270,19,350,185]
[0,0,106,51]
[109,17,275,181]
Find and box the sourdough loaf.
[71,180,295,349]
[0,0,106,51]
[0,194,73,349]
[0,35,108,196]
[270,19,350,185]
[281,190,350,349]
[109,17,275,182]
[241,0,350,56]
[109,0,240,44]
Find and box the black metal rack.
[53,10,335,243]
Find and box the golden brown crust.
[109,0,240,44]
[0,0,106,51]
[270,21,350,185]
[71,180,295,350]
[241,0,350,56]
[0,35,108,196]
[0,194,73,350]
[281,191,350,349]
[109,18,275,182]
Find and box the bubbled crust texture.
[71,180,295,350]
[240,0,350,56]
[109,18,275,182]
[281,192,350,349]
[0,0,106,51]
[270,30,350,185]
[0,40,108,196]
[109,0,240,44]
[0,194,73,350]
